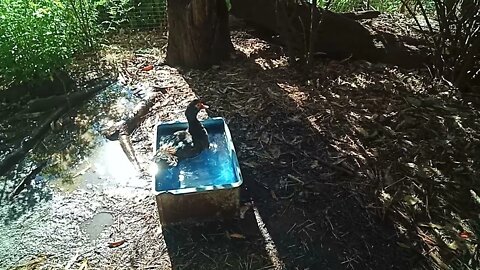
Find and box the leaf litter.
[2,16,480,269]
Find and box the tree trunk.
[166,0,233,68]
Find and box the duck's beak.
[198,102,209,110]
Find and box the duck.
[154,99,209,167]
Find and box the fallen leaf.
[404,194,421,206]
[142,65,154,71]
[287,174,304,184]
[355,126,369,137]
[108,239,126,248]
[240,161,256,168]
[471,190,480,205]
[14,254,50,269]
[459,231,471,240]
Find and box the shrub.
[0,0,99,86]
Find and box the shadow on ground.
[163,207,275,270]
[165,33,423,269]
[0,174,52,225]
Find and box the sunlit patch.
[178,171,185,187]
[209,142,218,153]
[277,82,308,107]
[233,38,270,57]
[87,140,141,188]
[149,162,159,176]
[253,56,289,71]
[254,58,272,70]
[352,73,372,89]
[113,96,132,116]
[253,206,285,269]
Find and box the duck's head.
[185,99,209,120]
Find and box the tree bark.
[166,0,234,68]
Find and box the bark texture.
[166,0,234,68]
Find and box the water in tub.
[155,132,237,191]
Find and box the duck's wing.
[154,146,179,166]
[154,130,193,166]
[172,130,192,143]
[160,130,192,145]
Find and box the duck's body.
[154,100,209,167]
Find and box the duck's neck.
[187,114,207,147]
[187,114,201,131]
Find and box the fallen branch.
[0,107,67,177]
[26,81,111,112]
[339,10,381,20]
[121,97,157,136]
[119,134,142,171]
[105,95,159,140]
[0,78,115,178]
[8,161,47,201]
[231,0,429,68]
[103,93,161,172]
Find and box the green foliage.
[317,0,434,13]
[128,0,166,28]
[97,0,167,30]
[96,0,134,30]
[0,0,99,85]
[226,0,232,11]
[317,0,396,12]
[0,0,167,86]
[397,0,479,92]
[65,0,101,48]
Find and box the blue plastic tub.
[153,117,243,225]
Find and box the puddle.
[53,139,144,193]
[81,212,114,241]
[0,81,153,268]
[83,140,142,188]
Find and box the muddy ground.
[2,14,479,270]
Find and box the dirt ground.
[3,14,479,270]
[146,32,418,270]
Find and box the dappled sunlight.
[276,82,308,107]
[176,29,480,268]
[233,36,271,57]
[254,57,289,70]
[1,4,478,266]
[182,37,415,268]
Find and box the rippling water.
[155,131,237,191]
